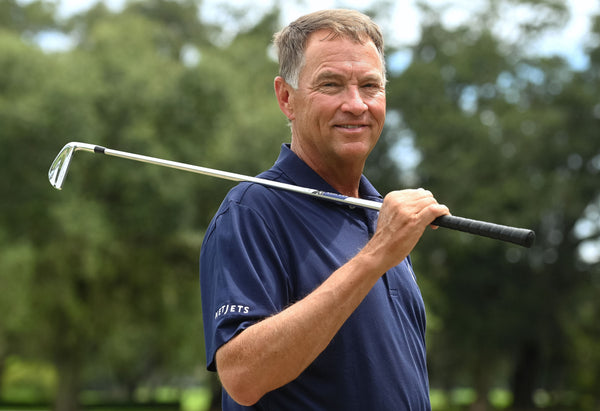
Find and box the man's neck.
[292,151,364,198]
[313,165,363,198]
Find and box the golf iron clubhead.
[48,142,100,190]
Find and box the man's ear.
[274,76,295,121]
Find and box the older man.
[200,9,449,410]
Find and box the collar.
[271,144,383,202]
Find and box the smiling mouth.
[336,125,365,129]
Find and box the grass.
[430,387,513,410]
[0,386,211,411]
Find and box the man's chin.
[336,140,376,159]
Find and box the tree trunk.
[208,372,222,411]
[53,359,81,411]
[470,358,492,411]
[511,341,540,410]
[0,350,6,396]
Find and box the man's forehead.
[305,29,373,51]
[303,35,383,75]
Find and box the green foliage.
[0,1,286,409]
[388,9,600,409]
[1,357,56,403]
[0,0,57,34]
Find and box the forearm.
[215,249,387,406]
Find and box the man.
[200,9,449,410]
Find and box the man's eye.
[318,83,341,93]
[361,84,384,95]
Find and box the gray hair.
[273,9,386,89]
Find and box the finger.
[427,204,451,230]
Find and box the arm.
[216,189,449,406]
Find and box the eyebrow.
[314,71,344,83]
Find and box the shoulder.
[203,174,289,237]
[224,179,286,213]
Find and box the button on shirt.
[200,144,431,410]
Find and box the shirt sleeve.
[200,198,290,371]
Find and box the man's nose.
[341,86,368,115]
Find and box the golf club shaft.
[50,143,536,247]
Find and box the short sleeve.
[200,198,290,371]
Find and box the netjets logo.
[215,304,250,319]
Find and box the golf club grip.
[432,215,535,248]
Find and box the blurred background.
[1,0,599,410]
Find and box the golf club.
[48,142,536,248]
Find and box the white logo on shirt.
[215,304,250,319]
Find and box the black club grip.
[432,215,535,248]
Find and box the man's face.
[287,30,386,172]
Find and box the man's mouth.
[336,125,365,129]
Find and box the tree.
[0,1,291,409]
[386,2,600,408]
[0,0,57,33]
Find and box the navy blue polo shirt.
[200,144,431,410]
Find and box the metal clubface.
[48,142,99,190]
